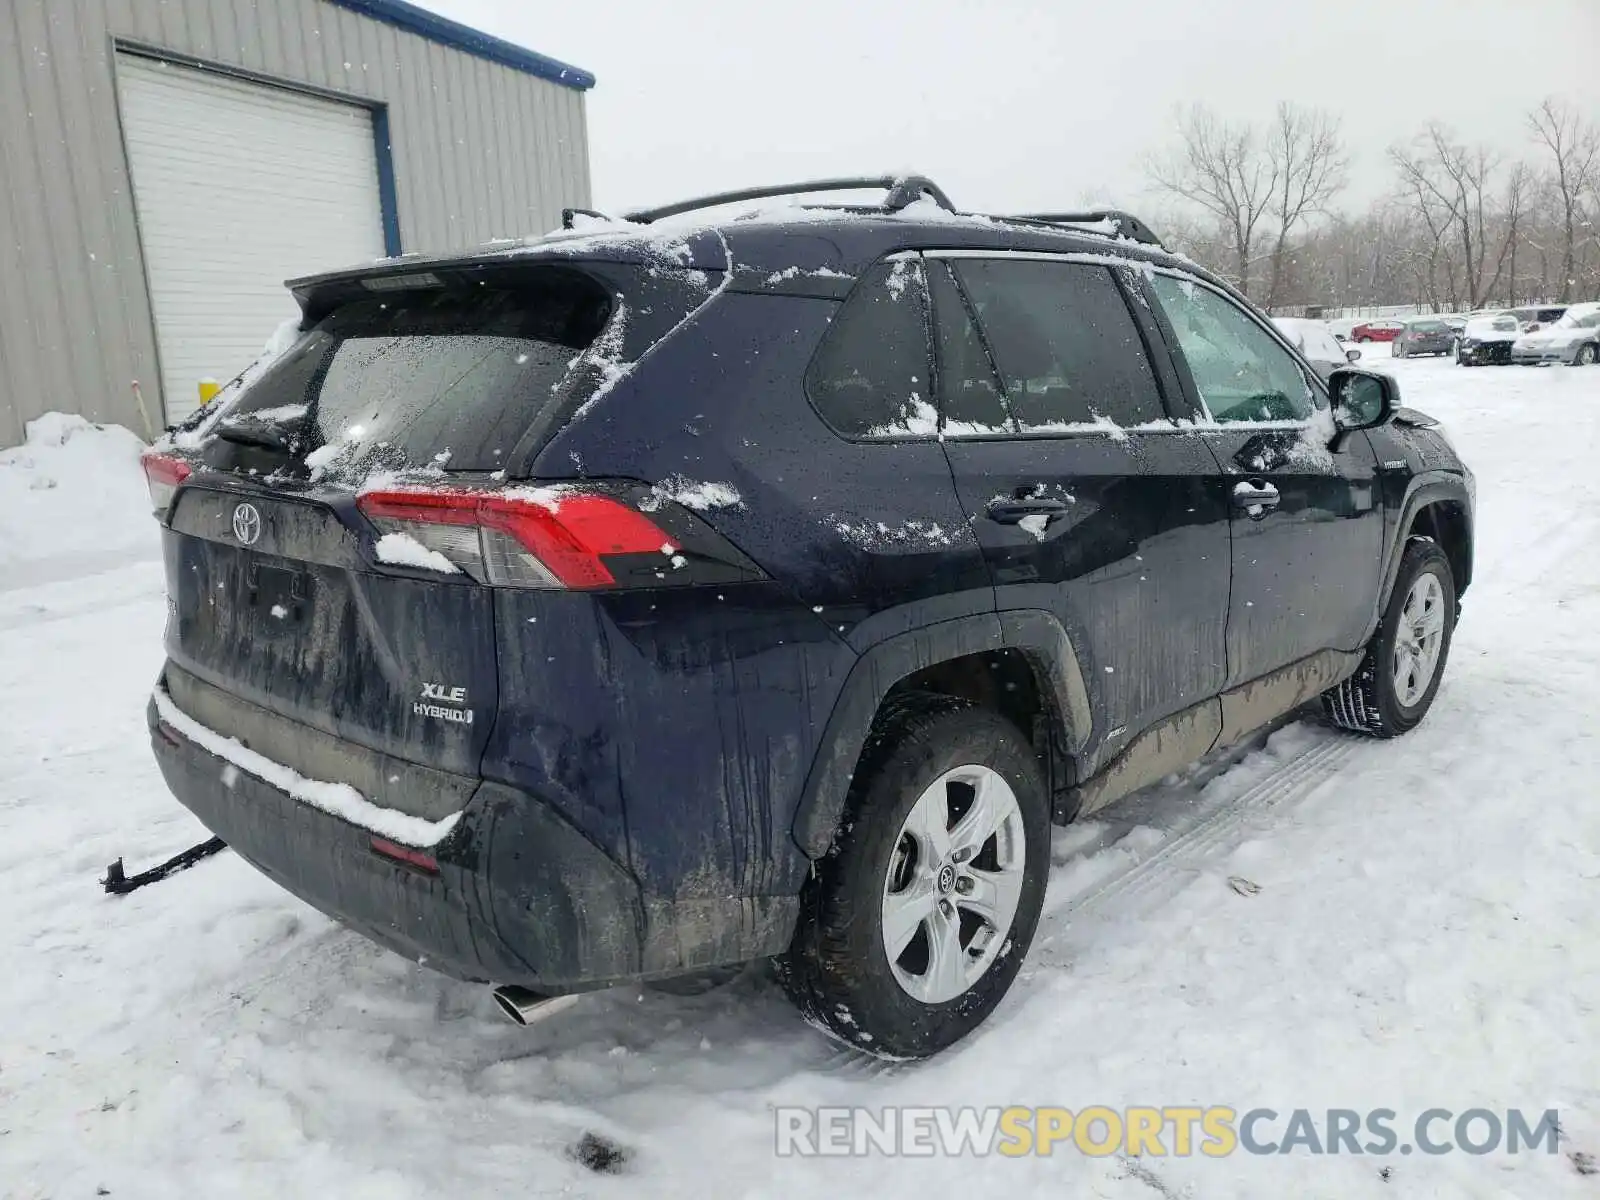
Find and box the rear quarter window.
[805,260,936,439]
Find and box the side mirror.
[1527,322,1542,332]
[1329,367,1397,436]
[1346,347,1362,362]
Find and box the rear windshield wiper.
[214,422,294,453]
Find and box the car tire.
[1578,343,1598,366]
[777,694,1051,1059]
[1324,540,1456,738]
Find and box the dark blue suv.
[143,177,1474,1058]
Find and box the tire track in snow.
[1031,728,1357,966]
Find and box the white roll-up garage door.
[115,54,388,422]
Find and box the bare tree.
[1390,125,1507,309]
[1146,101,1595,312]
[1263,104,1348,312]
[1391,146,1458,308]
[1490,162,1532,307]
[1528,98,1600,302]
[1148,106,1277,295]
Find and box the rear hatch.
[148,253,730,790]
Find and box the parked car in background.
[1507,305,1568,331]
[1440,315,1468,333]
[1351,319,1404,343]
[1273,316,1360,379]
[1393,317,1456,358]
[1456,313,1522,366]
[1510,301,1600,365]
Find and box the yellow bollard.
[197,377,221,407]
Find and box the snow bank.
[151,685,461,847]
[0,412,155,575]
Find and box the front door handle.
[1231,480,1281,519]
[986,497,1069,525]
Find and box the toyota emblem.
[232,502,262,545]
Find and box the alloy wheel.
[1393,573,1447,706]
[881,765,1026,1004]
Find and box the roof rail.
[622,176,956,225]
[1006,210,1164,248]
[560,206,615,229]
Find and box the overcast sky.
[417,0,1600,220]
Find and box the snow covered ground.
[4,355,1600,1197]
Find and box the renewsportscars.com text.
[775,1106,1561,1158]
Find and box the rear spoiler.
[285,232,733,326]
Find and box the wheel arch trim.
[789,609,1092,860]
[1369,474,1473,641]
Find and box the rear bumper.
[149,683,796,990]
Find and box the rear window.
[1409,320,1447,332]
[213,271,612,475]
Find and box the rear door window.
[950,259,1166,430]
[927,261,1012,433]
[1150,274,1317,423]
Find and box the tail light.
[357,485,679,589]
[141,450,192,515]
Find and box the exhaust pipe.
[492,985,580,1026]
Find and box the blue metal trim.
[370,105,404,257]
[326,0,595,90]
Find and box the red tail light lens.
[141,450,192,515]
[357,486,676,589]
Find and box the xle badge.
[415,683,473,725]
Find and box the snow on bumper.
[148,676,797,988]
[151,684,461,846]
[147,682,648,989]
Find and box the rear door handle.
[1231,480,1280,519]
[986,497,1069,525]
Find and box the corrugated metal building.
[0,0,594,447]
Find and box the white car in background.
[1272,317,1361,379]
[1510,301,1600,366]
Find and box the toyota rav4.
[143,176,1474,1059]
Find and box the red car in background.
[1351,320,1405,343]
